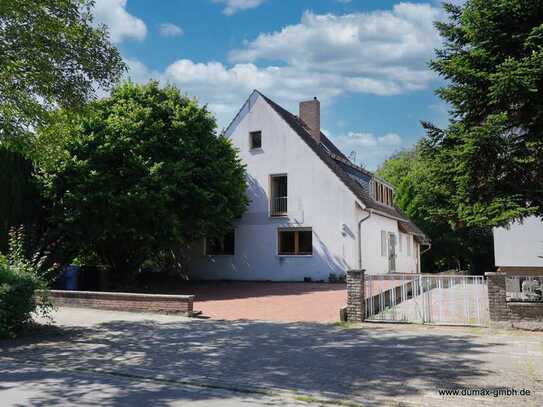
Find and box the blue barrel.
[64,265,80,290]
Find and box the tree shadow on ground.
[0,318,510,406]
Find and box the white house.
[186,91,428,281]
[493,216,543,275]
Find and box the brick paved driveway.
[135,281,347,322]
[1,308,543,406]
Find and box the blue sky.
[92,0,453,170]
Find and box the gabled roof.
[229,90,428,241]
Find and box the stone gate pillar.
[346,270,365,322]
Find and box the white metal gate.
[364,274,489,326]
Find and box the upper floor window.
[249,131,262,150]
[372,179,394,207]
[270,174,287,217]
[205,230,235,255]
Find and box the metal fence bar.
[363,273,489,326]
[438,277,443,323]
[475,276,481,325]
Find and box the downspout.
[419,242,432,274]
[420,242,432,256]
[358,209,373,270]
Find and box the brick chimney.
[299,97,320,143]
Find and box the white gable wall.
[185,94,421,280]
[493,216,543,268]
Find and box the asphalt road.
[1,308,543,406]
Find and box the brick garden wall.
[46,290,195,316]
[486,272,543,329]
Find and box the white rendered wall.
[359,212,419,275]
[493,216,543,268]
[186,94,420,280]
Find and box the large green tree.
[0,0,125,136]
[377,144,494,274]
[0,0,125,255]
[0,145,42,252]
[427,0,543,227]
[38,81,248,277]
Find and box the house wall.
[493,216,543,271]
[360,212,419,275]
[186,94,420,281]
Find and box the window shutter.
[381,231,387,257]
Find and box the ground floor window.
[205,230,235,255]
[278,228,312,256]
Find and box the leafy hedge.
[0,265,45,338]
[0,228,53,339]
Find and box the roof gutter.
[371,208,427,239]
[358,209,373,270]
[371,208,415,224]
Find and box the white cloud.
[125,59,163,83]
[213,0,266,16]
[93,0,147,43]
[120,3,444,130]
[434,0,466,5]
[334,132,403,170]
[159,23,183,37]
[230,5,441,94]
[161,60,346,125]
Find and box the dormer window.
[372,179,394,207]
[249,131,262,150]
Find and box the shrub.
[0,227,53,339]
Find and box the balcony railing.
[270,196,288,217]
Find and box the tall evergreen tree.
[426,0,543,227]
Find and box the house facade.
[186,91,428,281]
[493,216,543,275]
